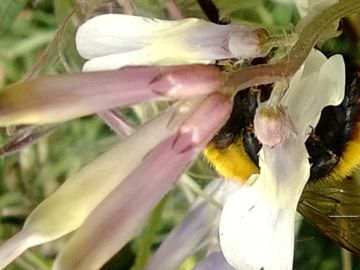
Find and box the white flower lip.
[219,50,346,270]
[76,14,266,71]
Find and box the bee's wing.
[298,177,360,255]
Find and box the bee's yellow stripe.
[325,121,360,181]
[204,121,360,183]
[203,139,259,182]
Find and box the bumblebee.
[204,68,360,255]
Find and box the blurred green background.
[0,0,359,269]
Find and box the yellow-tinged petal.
[52,94,232,270]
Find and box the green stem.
[288,0,360,64]
[224,0,360,92]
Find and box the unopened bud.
[254,105,295,148]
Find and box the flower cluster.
[0,0,349,269]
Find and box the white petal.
[82,50,152,72]
[300,49,327,78]
[220,127,309,270]
[76,14,265,71]
[220,185,297,270]
[283,51,345,134]
[220,113,310,270]
[76,14,176,59]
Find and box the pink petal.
[52,94,231,270]
[0,65,220,125]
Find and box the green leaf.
[0,0,28,33]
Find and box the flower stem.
[224,0,360,92]
[288,0,360,65]
[262,33,298,54]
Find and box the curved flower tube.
[0,65,221,125]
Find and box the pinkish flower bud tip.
[150,65,221,98]
[254,105,295,147]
